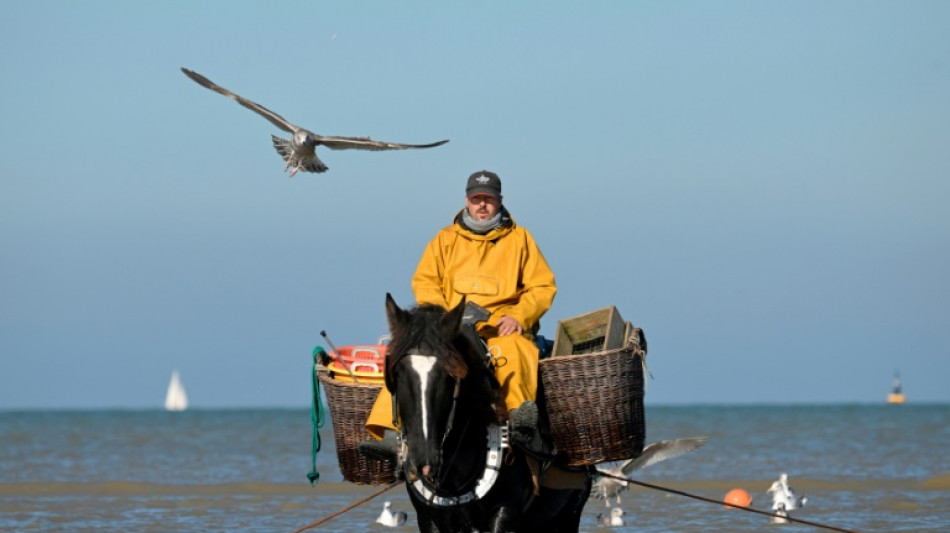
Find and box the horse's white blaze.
[408,354,437,441]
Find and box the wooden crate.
[551,306,627,356]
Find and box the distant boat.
[887,372,905,404]
[165,370,189,411]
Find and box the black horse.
[383,294,591,533]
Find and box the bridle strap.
[400,357,509,506]
[392,374,462,477]
[410,424,509,507]
[439,378,462,454]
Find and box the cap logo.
[476,174,490,184]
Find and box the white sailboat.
[165,370,189,411]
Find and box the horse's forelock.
[386,304,470,384]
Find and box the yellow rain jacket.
[366,210,556,438]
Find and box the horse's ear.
[385,293,408,336]
[442,297,466,340]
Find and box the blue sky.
[2,2,947,408]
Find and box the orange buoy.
[724,488,752,508]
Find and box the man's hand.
[496,315,523,337]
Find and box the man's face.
[465,193,501,221]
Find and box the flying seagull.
[592,436,708,507]
[181,67,449,176]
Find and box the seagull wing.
[591,463,624,500]
[619,436,708,476]
[181,68,297,134]
[316,136,449,151]
[590,477,611,500]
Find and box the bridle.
[395,362,509,507]
[409,422,509,507]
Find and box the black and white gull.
[375,501,407,527]
[596,507,626,527]
[767,472,807,512]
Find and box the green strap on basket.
[307,346,328,485]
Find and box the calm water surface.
[1,405,947,532]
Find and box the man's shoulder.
[425,223,460,244]
[504,223,532,239]
[438,223,460,236]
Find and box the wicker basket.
[540,340,646,466]
[318,371,396,485]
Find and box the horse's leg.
[488,506,520,533]
[409,493,443,533]
[522,477,593,533]
[417,515,440,533]
[554,481,594,533]
[557,488,592,533]
[528,489,588,533]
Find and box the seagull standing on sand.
[767,472,807,512]
[375,501,407,527]
[596,507,626,527]
[592,436,708,507]
[181,68,449,176]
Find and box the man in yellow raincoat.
[362,170,556,458]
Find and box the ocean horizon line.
[2,401,947,413]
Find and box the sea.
[1,404,947,533]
